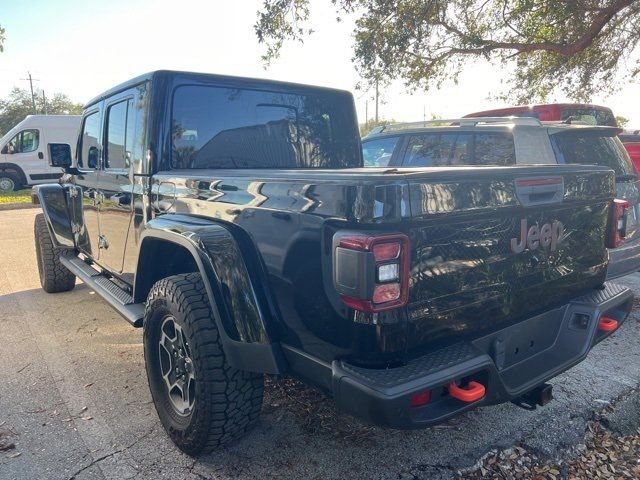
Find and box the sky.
[0,0,639,127]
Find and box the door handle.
[515,177,564,206]
[38,151,44,160]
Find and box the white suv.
[0,115,81,192]
[362,117,640,279]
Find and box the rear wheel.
[143,273,264,455]
[0,172,21,192]
[34,213,76,293]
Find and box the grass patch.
[0,189,32,205]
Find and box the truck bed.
[157,163,616,362]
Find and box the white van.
[0,115,81,192]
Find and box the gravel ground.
[1,208,639,480]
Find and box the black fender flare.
[32,184,75,249]
[0,163,27,185]
[135,214,286,374]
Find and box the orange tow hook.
[598,315,618,332]
[448,380,486,403]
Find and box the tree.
[616,115,630,128]
[255,0,640,103]
[0,24,5,52]
[0,87,83,136]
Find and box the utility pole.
[42,91,48,114]
[20,72,39,114]
[365,99,368,124]
[375,78,379,123]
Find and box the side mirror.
[48,143,72,168]
[1,144,12,154]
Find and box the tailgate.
[403,165,614,348]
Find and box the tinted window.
[362,137,399,167]
[6,129,39,154]
[553,132,634,176]
[171,85,360,169]
[475,132,515,165]
[405,133,471,166]
[79,112,101,168]
[105,100,129,169]
[561,108,617,127]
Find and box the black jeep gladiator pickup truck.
[33,70,633,454]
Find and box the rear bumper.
[323,283,632,429]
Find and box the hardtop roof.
[84,70,353,109]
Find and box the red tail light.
[606,199,630,248]
[333,233,410,313]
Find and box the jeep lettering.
[510,218,564,253]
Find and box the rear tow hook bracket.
[512,383,553,410]
[598,315,618,332]
[448,380,486,403]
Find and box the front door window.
[2,129,39,154]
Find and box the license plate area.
[502,312,560,368]
[474,306,565,371]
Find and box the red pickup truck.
[465,103,617,127]
[620,130,640,172]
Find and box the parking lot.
[1,207,640,480]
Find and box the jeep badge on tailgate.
[510,219,564,253]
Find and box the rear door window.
[105,100,129,169]
[405,133,471,166]
[553,131,634,176]
[475,132,515,165]
[362,136,399,167]
[105,98,139,170]
[403,132,513,166]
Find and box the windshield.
[171,85,362,169]
[553,131,634,176]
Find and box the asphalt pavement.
[1,208,639,480]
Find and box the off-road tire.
[34,213,76,293]
[0,172,21,192]
[143,273,264,455]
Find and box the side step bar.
[60,256,144,327]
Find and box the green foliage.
[255,0,640,103]
[254,0,313,65]
[0,24,5,52]
[0,87,83,136]
[616,115,630,128]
